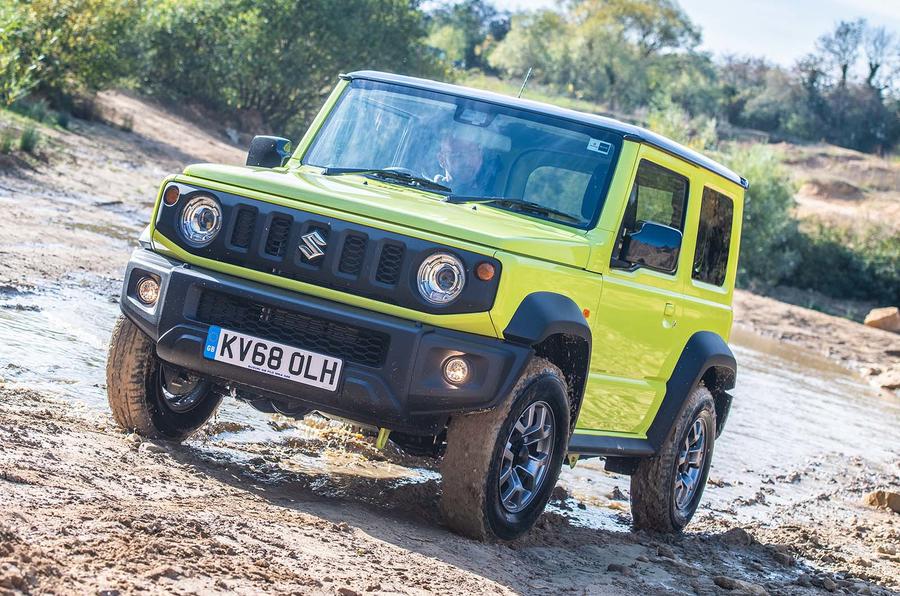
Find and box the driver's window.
[613,160,689,262]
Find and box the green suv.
[107,71,746,541]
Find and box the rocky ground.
[1,93,898,595]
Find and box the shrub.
[56,110,70,128]
[18,125,39,153]
[788,221,899,305]
[0,128,13,154]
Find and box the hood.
[181,164,591,268]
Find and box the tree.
[816,19,864,88]
[573,0,700,57]
[427,0,508,70]
[863,25,895,91]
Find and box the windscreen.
[304,79,622,228]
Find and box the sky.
[489,0,900,66]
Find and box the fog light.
[443,357,470,385]
[136,277,159,305]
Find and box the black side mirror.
[616,221,682,273]
[246,135,292,168]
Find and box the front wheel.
[630,385,716,532]
[440,358,569,541]
[106,316,222,441]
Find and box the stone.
[713,575,768,595]
[656,544,675,559]
[721,527,754,547]
[606,563,633,577]
[863,490,900,513]
[864,306,900,333]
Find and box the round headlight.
[179,195,221,247]
[417,253,466,305]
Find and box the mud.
[1,93,898,594]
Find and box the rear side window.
[692,187,734,286]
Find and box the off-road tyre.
[630,385,716,533]
[106,315,222,441]
[440,357,569,541]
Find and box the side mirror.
[246,135,292,168]
[616,221,682,273]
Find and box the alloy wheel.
[499,401,556,513]
[674,417,707,511]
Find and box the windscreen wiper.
[322,166,451,194]
[446,196,582,224]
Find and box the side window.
[613,160,689,264]
[692,187,734,286]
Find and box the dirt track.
[1,93,898,595]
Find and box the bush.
[56,111,70,128]
[18,124,39,153]
[788,222,899,305]
[0,128,13,154]
[138,0,443,137]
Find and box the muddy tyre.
[630,385,716,533]
[106,315,222,441]
[440,358,569,541]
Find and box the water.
[1,284,897,526]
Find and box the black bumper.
[120,249,532,434]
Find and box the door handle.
[663,302,677,328]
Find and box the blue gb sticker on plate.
[204,325,222,360]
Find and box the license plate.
[203,326,343,392]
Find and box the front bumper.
[120,248,532,434]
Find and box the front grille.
[195,290,390,368]
[155,188,503,314]
[339,234,367,275]
[231,208,256,248]
[264,215,292,257]
[376,243,404,285]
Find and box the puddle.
[1,283,897,528]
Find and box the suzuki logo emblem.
[298,230,327,261]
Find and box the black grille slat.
[264,215,292,257]
[231,208,256,248]
[195,291,390,368]
[339,235,367,276]
[375,243,405,285]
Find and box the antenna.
[517,67,533,98]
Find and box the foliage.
[0,127,13,154]
[426,0,508,70]
[3,0,141,104]
[788,221,900,305]
[18,124,39,153]
[138,0,444,137]
[646,97,717,151]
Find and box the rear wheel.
[440,358,569,541]
[630,385,716,532]
[106,316,222,441]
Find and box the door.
[579,149,693,434]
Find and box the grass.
[19,125,39,153]
[0,128,13,154]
